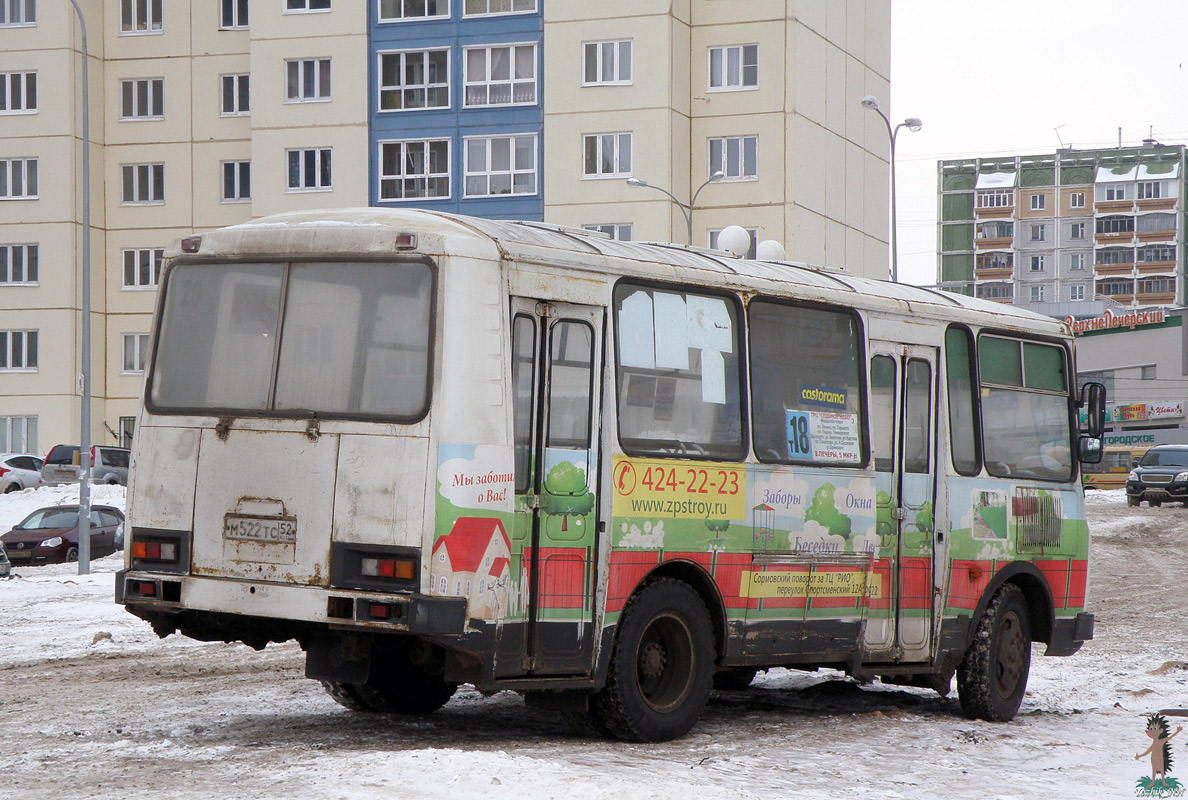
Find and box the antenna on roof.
[1053,124,1066,149]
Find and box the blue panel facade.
[368,3,544,220]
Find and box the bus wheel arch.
[956,582,1032,722]
[642,559,727,662]
[967,562,1054,648]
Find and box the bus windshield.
[149,260,433,420]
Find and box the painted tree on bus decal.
[805,483,851,538]
[543,461,594,532]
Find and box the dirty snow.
[2,485,1185,799]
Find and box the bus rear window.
[149,260,433,420]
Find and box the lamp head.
[860,95,881,111]
[709,170,725,182]
[905,118,923,132]
[625,177,647,188]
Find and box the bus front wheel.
[956,583,1031,722]
[591,578,715,742]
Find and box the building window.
[1029,223,1045,242]
[1097,183,1132,202]
[1070,285,1085,301]
[583,132,631,178]
[122,333,150,373]
[121,0,162,33]
[1030,255,1044,272]
[0,330,37,370]
[221,74,250,115]
[0,71,36,114]
[286,58,331,102]
[974,190,1012,209]
[379,139,450,200]
[379,0,449,20]
[121,163,164,204]
[975,283,1013,301]
[1138,244,1176,263]
[1030,193,1045,211]
[287,148,332,191]
[0,158,37,199]
[1096,215,1134,235]
[464,134,537,197]
[1069,191,1085,209]
[221,160,250,202]
[0,415,36,453]
[463,0,536,15]
[708,44,758,90]
[1068,252,1085,271]
[709,228,758,258]
[1137,212,1176,233]
[221,0,248,28]
[379,49,449,111]
[583,223,632,241]
[123,248,163,288]
[1069,221,1085,240]
[464,44,536,107]
[0,244,37,284]
[1096,247,1134,265]
[286,0,331,11]
[1029,286,1044,303]
[975,252,1013,270]
[1097,278,1134,295]
[975,221,1013,239]
[120,78,164,120]
[1139,277,1175,295]
[0,0,36,26]
[583,40,632,85]
[708,135,757,181]
[1138,181,1167,200]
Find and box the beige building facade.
[1,1,891,457]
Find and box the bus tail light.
[132,540,179,562]
[361,556,415,580]
[128,579,158,598]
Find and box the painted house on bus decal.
[430,517,512,620]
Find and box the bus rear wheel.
[591,578,715,742]
[956,583,1031,722]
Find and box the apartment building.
[936,144,1187,317]
[0,0,890,455]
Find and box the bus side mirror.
[1078,436,1103,464]
[1079,381,1106,438]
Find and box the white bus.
[119,209,1105,741]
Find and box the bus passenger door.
[503,298,602,677]
[896,348,937,661]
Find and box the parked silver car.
[0,541,10,577]
[0,453,44,493]
[41,445,131,486]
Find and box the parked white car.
[0,453,44,493]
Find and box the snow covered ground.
[2,486,1185,799]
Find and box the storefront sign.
[1064,308,1165,335]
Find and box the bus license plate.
[224,515,297,544]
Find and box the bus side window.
[903,360,931,474]
[511,315,536,492]
[944,326,980,475]
[870,355,896,471]
[748,299,866,466]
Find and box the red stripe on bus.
[605,550,660,613]
[1035,559,1070,609]
[713,552,753,609]
[1067,560,1088,608]
[948,559,994,610]
[899,557,932,610]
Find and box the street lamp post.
[67,0,93,575]
[860,95,922,284]
[625,171,725,245]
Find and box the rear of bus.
[117,214,473,668]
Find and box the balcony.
[1093,262,1135,276]
[974,206,1013,220]
[1137,228,1176,242]
[1094,199,1134,213]
[1136,197,1177,212]
[1136,291,1175,305]
[974,237,1013,250]
[974,267,1013,280]
[1137,260,1176,274]
[1094,231,1134,245]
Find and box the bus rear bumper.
[116,570,467,638]
[1044,611,1094,656]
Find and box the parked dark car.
[0,505,125,565]
[1126,444,1188,507]
[41,445,130,487]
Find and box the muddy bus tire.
[354,662,458,715]
[591,579,715,742]
[320,680,370,711]
[956,583,1031,722]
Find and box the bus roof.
[181,208,1069,338]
